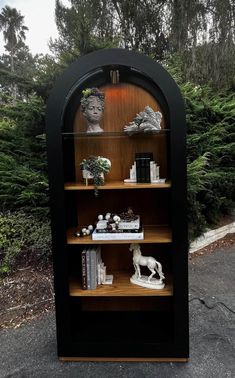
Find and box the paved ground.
[1,246,234,378]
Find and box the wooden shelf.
[69,271,173,297]
[62,130,170,139]
[67,226,172,244]
[65,181,171,190]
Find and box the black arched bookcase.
[46,48,189,361]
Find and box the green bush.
[183,84,235,239]
[0,211,52,275]
[0,97,49,217]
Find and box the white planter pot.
[82,169,104,180]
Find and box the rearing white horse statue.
[130,243,165,283]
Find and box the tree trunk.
[10,48,17,100]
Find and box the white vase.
[82,169,104,180]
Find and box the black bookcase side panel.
[45,114,71,354]
[169,88,189,357]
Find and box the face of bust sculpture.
[83,96,103,124]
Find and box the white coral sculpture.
[124,106,162,135]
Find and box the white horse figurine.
[130,243,165,283]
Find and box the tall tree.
[0,6,28,73]
[52,0,168,60]
[111,0,168,59]
[169,0,235,89]
[50,0,118,61]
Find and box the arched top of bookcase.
[46,48,185,136]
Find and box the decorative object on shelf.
[123,106,162,135]
[135,152,152,183]
[110,69,119,84]
[96,208,139,232]
[92,208,144,240]
[81,246,113,290]
[124,155,166,184]
[74,224,94,237]
[129,243,165,289]
[81,88,105,133]
[80,155,111,196]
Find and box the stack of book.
[81,246,113,289]
[135,152,153,183]
[92,210,144,241]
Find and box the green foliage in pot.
[80,155,111,196]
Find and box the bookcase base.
[59,357,189,362]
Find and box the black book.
[145,157,151,183]
[81,249,87,289]
[136,157,142,183]
[135,153,153,183]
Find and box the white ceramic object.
[129,243,165,289]
[105,213,111,220]
[82,169,104,180]
[130,275,165,289]
[124,106,162,134]
[124,160,163,184]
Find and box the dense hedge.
[0,96,51,274]
[166,57,235,239]
[0,211,51,275]
[183,85,235,239]
[0,96,49,216]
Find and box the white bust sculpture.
[81,88,105,133]
[129,243,165,289]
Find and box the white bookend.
[100,262,105,283]
[101,265,106,284]
[103,274,114,285]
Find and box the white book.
[92,229,144,240]
[90,248,97,290]
[96,217,140,230]
[97,263,101,285]
[118,217,140,229]
[96,247,102,285]
[86,248,91,290]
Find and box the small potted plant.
[80,155,111,196]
